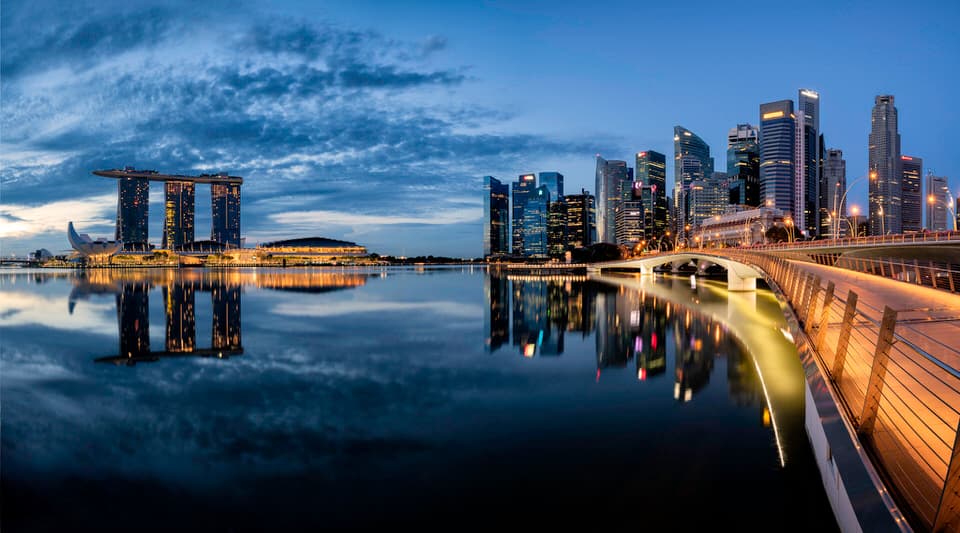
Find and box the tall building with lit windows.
[164,282,196,353]
[512,173,537,254]
[727,124,759,208]
[163,181,195,250]
[926,173,950,231]
[674,127,713,238]
[595,156,629,243]
[116,178,150,251]
[635,150,667,239]
[868,95,901,235]
[483,176,510,257]
[900,156,923,233]
[759,100,796,218]
[211,182,241,248]
[538,171,564,201]
[522,185,550,257]
[798,89,821,237]
[564,190,595,249]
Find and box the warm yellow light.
[928,195,936,204]
[762,111,784,119]
[870,171,877,179]
[851,206,860,215]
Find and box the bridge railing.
[704,250,960,531]
[776,253,960,296]
[750,230,960,251]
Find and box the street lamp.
[878,205,885,235]
[834,171,876,239]
[784,218,795,243]
[850,205,862,237]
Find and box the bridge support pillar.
[727,269,756,292]
[639,264,654,276]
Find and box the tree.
[765,226,789,243]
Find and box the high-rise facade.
[635,150,667,239]
[726,124,760,208]
[522,185,550,257]
[798,89,821,237]
[116,177,150,251]
[163,181,195,250]
[211,182,241,248]
[926,173,950,231]
[674,126,713,237]
[759,100,796,218]
[868,95,901,235]
[564,190,595,249]
[511,173,537,254]
[822,149,847,238]
[595,157,629,243]
[547,201,567,258]
[538,171,564,201]
[900,156,923,233]
[483,176,510,257]
[689,172,728,228]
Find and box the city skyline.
[2,0,958,257]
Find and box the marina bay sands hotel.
[93,168,242,251]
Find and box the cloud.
[0,193,116,239]
[0,4,595,256]
[272,299,482,319]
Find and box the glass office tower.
[483,176,510,256]
[163,181,195,250]
[868,95,901,235]
[759,100,796,218]
[211,182,241,248]
[116,178,150,250]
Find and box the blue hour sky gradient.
[2,0,958,257]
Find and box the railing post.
[933,425,960,532]
[805,277,822,334]
[800,274,814,319]
[858,306,899,434]
[832,291,859,381]
[816,282,835,351]
[930,261,939,290]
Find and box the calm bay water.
[1,267,836,530]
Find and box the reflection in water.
[485,273,764,406]
[70,270,369,366]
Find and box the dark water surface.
[1,267,836,531]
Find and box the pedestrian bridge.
[589,253,764,291]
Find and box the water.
[1,267,836,530]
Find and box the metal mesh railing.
[700,250,960,532]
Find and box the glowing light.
[523,344,535,357]
[638,368,647,381]
[762,111,784,119]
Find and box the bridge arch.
[589,253,764,291]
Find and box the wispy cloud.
[270,207,481,228]
[0,193,116,239]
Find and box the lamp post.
[878,205,885,235]
[834,171,876,239]
[850,205,862,237]
[784,218,795,243]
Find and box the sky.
[2,0,959,257]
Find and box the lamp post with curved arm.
[834,171,876,239]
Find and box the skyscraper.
[483,176,510,257]
[689,172,728,228]
[116,177,149,250]
[635,150,667,239]
[211,182,241,248]
[547,201,567,258]
[564,190,595,249]
[512,173,537,254]
[900,156,923,233]
[760,100,796,219]
[163,181,195,250]
[926,173,950,230]
[522,185,550,257]
[822,149,847,238]
[727,124,760,208]
[538,171,564,201]
[595,157,629,243]
[868,95,901,235]
[674,126,713,237]
[798,89,821,237]
[615,182,644,247]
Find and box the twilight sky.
[2,0,958,257]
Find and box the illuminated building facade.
[512,173,537,254]
[900,156,922,233]
[727,124,759,208]
[483,176,510,257]
[635,150,667,239]
[118,281,150,357]
[116,177,150,250]
[522,185,550,257]
[93,168,243,251]
[798,89,821,237]
[926,173,950,230]
[689,172,728,228]
[595,156,629,243]
[211,183,241,248]
[484,275,510,351]
[673,126,713,238]
[563,190,595,249]
[868,95,901,235]
[759,100,796,218]
[211,284,241,351]
[258,237,367,256]
[164,282,196,353]
[547,201,567,258]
